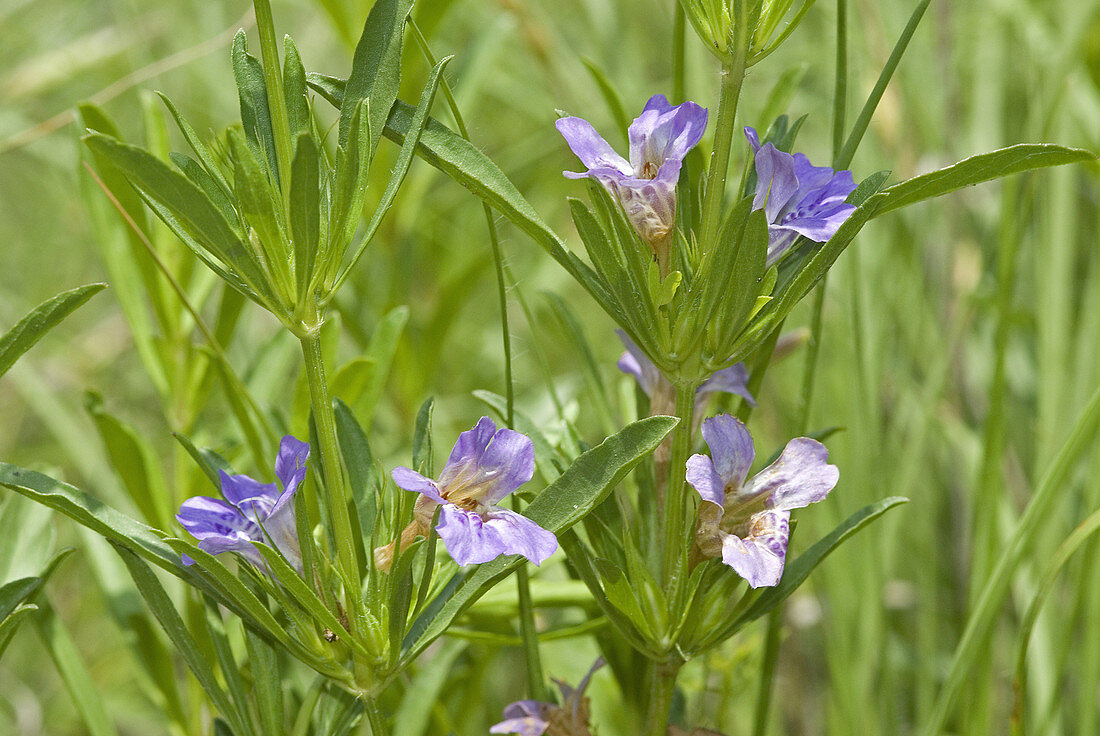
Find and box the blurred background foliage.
[1,0,1098,733]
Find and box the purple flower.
[745,126,857,267]
[490,658,604,736]
[176,435,309,573]
[383,417,557,569]
[557,95,708,271]
[616,330,755,410]
[686,414,838,587]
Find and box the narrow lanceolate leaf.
[734,144,1095,361]
[870,144,1097,217]
[381,101,624,331]
[81,133,270,296]
[232,30,279,183]
[113,545,249,736]
[400,415,678,663]
[333,56,451,294]
[0,549,73,659]
[290,133,321,298]
[339,0,413,151]
[722,496,909,639]
[282,36,310,139]
[0,283,105,378]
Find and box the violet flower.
[745,126,857,267]
[686,414,838,588]
[616,330,755,411]
[490,658,604,736]
[176,435,309,573]
[380,417,557,569]
[557,95,707,273]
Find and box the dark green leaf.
[283,36,310,139]
[290,133,321,298]
[339,0,412,151]
[232,30,279,183]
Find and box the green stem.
[645,659,682,736]
[662,381,699,592]
[252,0,293,212]
[299,327,365,673]
[697,29,748,251]
[365,698,389,736]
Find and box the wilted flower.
[557,95,708,273]
[616,330,754,412]
[176,435,309,573]
[686,414,838,587]
[745,126,856,266]
[490,658,605,736]
[378,417,557,569]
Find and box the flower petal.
[219,469,279,508]
[477,428,536,504]
[263,500,303,573]
[274,435,309,497]
[482,508,558,566]
[686,454,726,507]
[616,330,662,396]
[720,510,790,588]
[438,416,497,488]
[555,117,631,174]
[490,700,550,736]
[698,363,755,406]
[745,437,839,510]
[752,142,800,222]
[700,414,755,491]
[391,466,446,505]
[628,95,707,175]
[435,504,506,566]
[176,496,261,541]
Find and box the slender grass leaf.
[113,545,249,736]
[34,601,120,736]
[0,283,105,378]
[156,92,233,195]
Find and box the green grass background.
[1,0,1099,733]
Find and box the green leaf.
[0,283,105,378]
[333,56,451,293]
[379,101,622,324]
[172,432,233,490]
[232,30,279,183]
[228,129,292,289]
[339,0,413,151]
[84,391,172,530]
[114,545,249,736]
[283,36,310,139]
[34,601,120,736]
[392,639,466,736]
[872,144,1097,217]
[720,496,909,640]
[399,415,677,662]
[579,58,630,135]
[156,92,234,196]
[328,99,371,270]
[412,397,435,476]
[358,305,409,423]
[81,133,271,301]
[335,398,380,552]
[593,558,657,640]
[290,133,321,298]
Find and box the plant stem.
[252,0,293,213]
[661,381,698,593]
[645,659,682,736]
[365,698,389,736]
[299,326,366,675]
[697,30,748,251]
[672,2,686,103]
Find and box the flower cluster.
[746,126,857,266]
[557,94,707,272]
[379,417,557,569]
[687,414,838,587]
[176,435,309,573]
